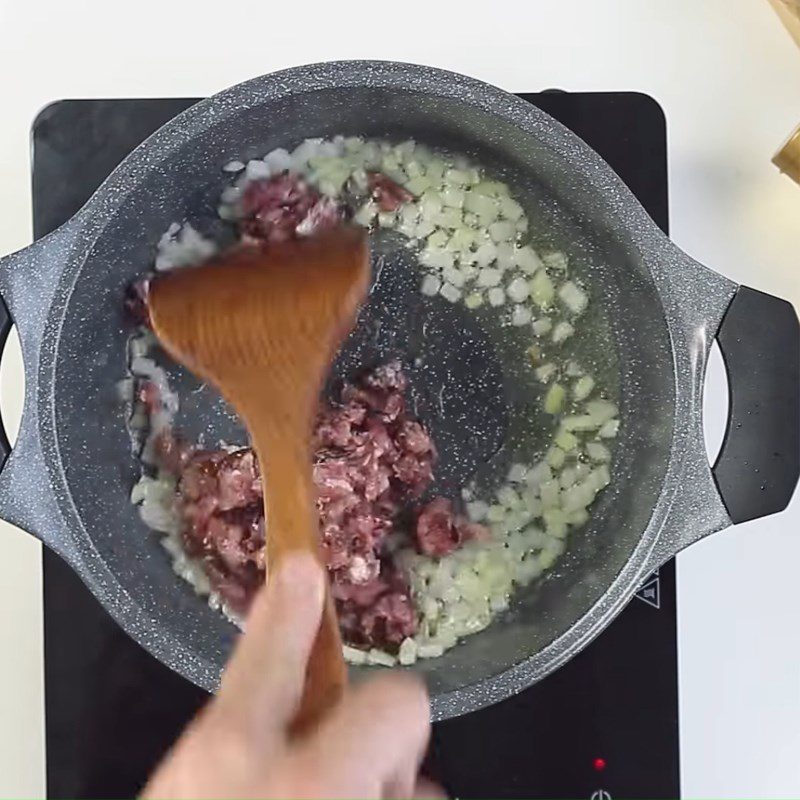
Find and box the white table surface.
[0,1,798,797]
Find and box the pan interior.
[51,85,675,696]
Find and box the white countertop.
[0,1,798,796]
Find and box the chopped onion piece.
[599,419,620,438]
[464,191,498,219]
[560,466,578,489]
[544,383,566,414]
[487,504,507,522]
[589,464,612,490]
[532,317,553,336]
[489,220,516,243]
[546,446,566,469]
[442,186,465,208]
[420,247,454,270]
[467,500,489,522]
[464,292,484,309]
[499,195,524,221]
[220,186,242,204]
[586,399,618,425]
[244,159,271,181]
[507,463,528,483]
[406,175,432,195]
[574,375,595,401]
[543,251,568,271]
[421,275,442,296]
[561,480,596,513]
[222,159,245,173]
[552,321,575,343]
[513,246,543,274]
[540,480,561,509]
[476,267,502,288]
[555,429,579,452]
[565,360,584,377]
[534,363,557,383]
[526,461,553,489]
[368,649,397,667]
[354,201,377,227]
[398,637,418,666]
[428,229,449,248]
[558,280,588,315]
[495,242,515,271]
[446,168,470,185]
[420,191,443,217]
[497,485,522,509]
[418,642,445,659]
[562,414,599,432]
[434,208,463,229]
[343,645,368,665]
[487,287,505,307]
[511,305,533,326]
[475,242,498,268]
[587,441,612,462]
[543,508,568,539]
[530,270,555,308]
[443,265,466,288]
[377,211,396,228]
[506,276,530,303]
[439,282,462,303]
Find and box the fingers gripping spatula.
[148,227,370,732]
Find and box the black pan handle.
[0,292,12,470]
[712,285,800,523]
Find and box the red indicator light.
[593,757,607,772]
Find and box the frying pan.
[0,62,797,720]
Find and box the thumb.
[215,552,325,737]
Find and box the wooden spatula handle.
[249,423,347,735]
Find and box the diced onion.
[530,270,555,308]
[464,292,483,309]
[507,463,528,483]
[532,317,553,336]
[526,461,553,489]
[477,267,502,287]
[534,363,557,383]
[546,446,566,469]
[544,383,566,414]
[439,282,462,303]
[540,480,561,509]
[543,251,568,271]
[421,275,441,296]
[487,287,505,307]
[513,246,543,274]
[574,375,595,401]
[599,419,620,438]
[466,500,489,521]
[558,280,588,315]
[511,305,532,326]
[586,399,618,425]
[555,429,579,452]
[552,321,575,343]
[506,276,530,303]
[587,441,612,462]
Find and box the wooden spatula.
[147,226,370,733]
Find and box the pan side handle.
[0,290,12,469]
[712,286,800,523]
[0,235,82,567]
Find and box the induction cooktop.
[31,90,677,800]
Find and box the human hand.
[142,552,440,799]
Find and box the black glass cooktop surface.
[31,91,677,800]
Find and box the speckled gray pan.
[0,61,797,720]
